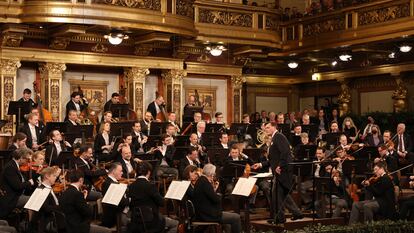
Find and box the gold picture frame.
[68,79,109,116]
[185,86,217,118]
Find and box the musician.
[8,132,27,151]
[339,134,351,151]
[301,114,311,125]
[94,122,114,162]
[189,133,206,157]
[293,132,313,158]
[286,112,298,129]
[196,121,206,143]
[167,112,181,133]
[182,165,200,199]
[147,95,165,120]
[101,162,129,229]
[179,147,201,178]
[276,113,285,124]
[65,110,80,126]
[242,113,250,124]
[29,107,46,130]
[19,113,46,150]
[289,123,302,147]
[29,166,64,232]
[193,112,202,123]
[215,112,225,124]
[59,170,111,233]
[103,92,120,113]
[268,112,276,123]
[218,132,230,149]
[128,161,178,233]
[0,148,35,218]
[73,145,106,201]
[316,109,329,134]
[183,95,196,122]
[154,134,178,179]
[45,130,72,166]
[396,123,413,164]
[362,116,375,139]
[333,147,354,174]
[18,88,35,123]
[341,117,356,142]
[375,144,399,185]
[140,111,152,136]
[22,150,46,185]
[117,144,139,179]
[65,91,87,121]
[330,121,340,133]
[95,111,113,133]
[165,123,177,139]
[329,108,342,126]
[193,164,241,233]
[131,121,147,153]
[349,161,396,224]
[254,145,272,213]
[365,124,383,147]
[383,130,392,144]
[256,122,303,224]
[112,133,134,160]
[259,110,269,123]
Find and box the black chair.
[184,200,221,233]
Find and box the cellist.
[147,94,166,121]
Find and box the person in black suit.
[94,122,114,162]
[117,144,140,179]
[364,124,383,147]
[8,132,27,151]
[112,133,134,161]
[0,148,35,218]
[131,121,147,153]
[17,88,36,123]
[193,164,241,233]
[59,170,111,233]
[127,161,178,233]
[45,130,72,166]
[179,147,201,178]
[140,111,152,136]
[396,123,414,164]
[349,161,396,224]
[147,94,165,120]
[168,112,181,134]
[103,93,120,113]
[154,134,178,179]
[19,113,46,150]
[101,162,129,229]
[65,110,80,126]
[73,145,106,201]
[29,166,65,232]
[65,92,87,121]
[376,144,399,185]
[253,122,303,224]
[183,95,196,122]
[217,132,230,149]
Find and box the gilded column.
[231,75,244,123]
[162,69,186,123]
[124,67,149,120]
[38,63,66,122]
[337,79,351,116]
[0,59,21,133]
[392,77,408,112]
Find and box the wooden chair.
[184,200,221,233]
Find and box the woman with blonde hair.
[342,117,358,142]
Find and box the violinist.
[117,144,139,179]
[333,146,354,174]
[375,144,399,185]
[112,133,134,160]
[362,116,375,140]
[101,162,129,229]
[252,144,272,213]
[65,92,87,121]
[73,144,106,201]
[103,92,120,113]
[45,130,72,166]
[147,94,165,120]
[0,148,35,219]
[342,117,358,142]
[196,121,206,143]
[19,113,46,150]
[365,124,383,147]
[276,112,285,124]
[96,111,112,135]
[94,122,114,162]
[8,132,27,151]
[179,147,201,179]
[154,134,178,179]
[193,112,202,123]
[65,110,80,126]
[182,165,200,200]
[349,161,396,224]
[20,150,46,188]
[396,123,413,165]
[131,121,147,153]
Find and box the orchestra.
[3,91,414,233]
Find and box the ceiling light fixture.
[331,60,338,66]
[388,52,396,59]
[339,54,352,62]
[206,44,227,57]
[287,62,299,69]
[400,45,412,53]
[104,32,129,45]
[312,73,321,81]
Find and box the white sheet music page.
[165,180,191,200]
[102,183,128,206]
[24,188,51,212]
[252,172,273,178]
[232,177,257,197]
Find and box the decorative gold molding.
[303,14,345,38]
[162,69,186,122]
[392,77,407,112]
[185,62,242,76]
[177,0,194,19]
[2,33,24,47]
[358,3,410,26]
[231,75,245,89]
[134,44,153,56]
[91,43,108,53]
[124,67,149,119]
[0,59,21,75]
[0,59,20,133]
[338,80,351,116]
[49,37,70,50]
[199,8,253,27]
[125,67,150,83]
[93,0,161,11]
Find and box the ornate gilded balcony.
[276,0,414,55]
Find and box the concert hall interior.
[3,0,414,232]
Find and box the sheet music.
[232,177,257,197]
[102,183,128,206]
[24,188,51,212]
[165,180,191,200]
[252,172,273,178]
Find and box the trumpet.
[110,118,119,123]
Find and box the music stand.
[297,145,317,160]
[183,106,203,122]
[110,103,130,119]
[173,146,189,161]
[206,123,224,133]
[144,135,162,151]
[301,124,318,141]
[222,161,247,178]
[55,151,75,169]
[357,146,379,161]
[322,133,341,148]
[207,148,229,166]
[342,159,368,176]
[229,123,248,135]
[110,121,134,138]
[174,135,190,147]
[289,134,301,148]
[290,160,314,177]
[65,125,94,145]
[149,122,170,135]
[8,101,31,131]
[201,132,221,148]
[45,122,68,136]
[242,148,262,163]
[277,123,291,137]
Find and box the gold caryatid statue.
[338,81,351,116]
[392,78,408,112]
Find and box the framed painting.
[185,86,217,118]
[68,79,109,116]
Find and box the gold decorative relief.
[358,3,410,26]
[135,83,144,119]
[2,33,23,47]
[162,69,186,121]
[392,78,407,113]
[93,0,161,11]
[231,75,245,90]
[338,80,351,116]
[50,79,61,121]
[1,59,21,75]
[199,8,252,27]
[176,0,194,19]
[49,37,70,50]
[134,44,153,56]
[303,15,345,37]
[91,43,108,53]
[265,15,280,31]
[125,67,149,119]
[0,59,20,133]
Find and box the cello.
[155,91,167,122]
[33,81,52,123]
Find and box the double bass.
[33,81,52,123]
